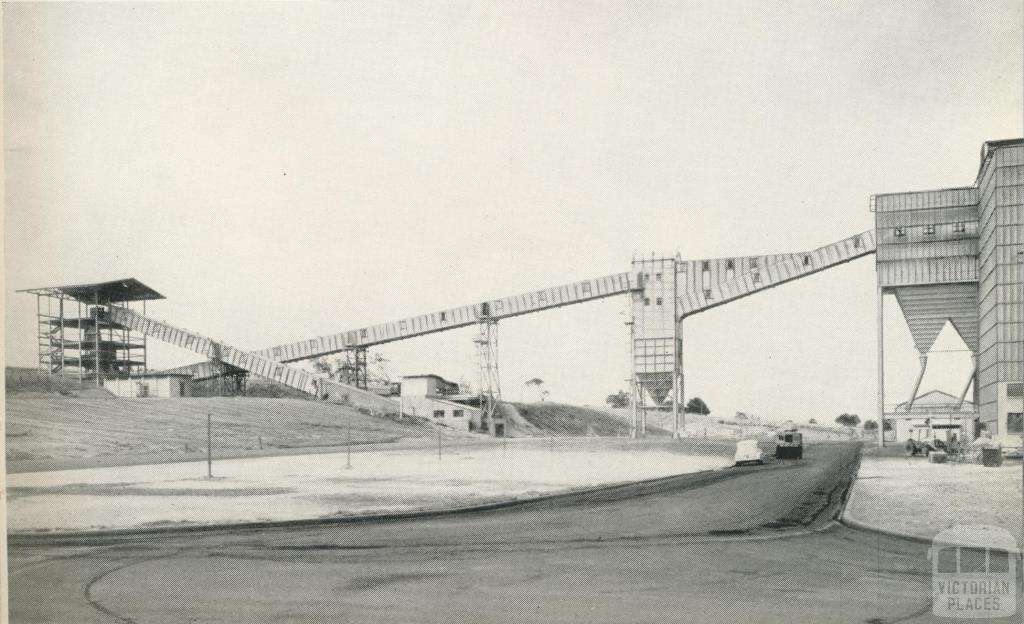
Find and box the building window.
[703,289,713,299]
[360,329,368,339]
[953,221,966,233]
[726,259,734,270]
[655,297,663,306]
[581,282,592,295]
[536,291,547,304]
[453,410,464,418]
[440,311,447,321]
[752,272,761,284]
[894,227,906,238]
[923,224,936,235]
[655,273,662,281]
[433,410,445,419]
[803,255,811,266]
[644,298,651,306]
[852,236,861,248]
[1008,413,1023,434]
[399,320,408,331]
[701,261,710,271]
[750,257,759,269]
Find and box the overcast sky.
[5,1,1022,423]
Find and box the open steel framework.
[19,279,164,387]
[19,140,1021,446]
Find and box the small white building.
[103,372,193,398]
[400,374,480,432]
[890,389,977,444]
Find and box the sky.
[4,1,1022,423]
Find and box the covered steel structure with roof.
[873,138,1024,447]
[18,278,165,386]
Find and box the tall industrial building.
[874,139,1023,444]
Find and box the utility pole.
[877,286,885,448]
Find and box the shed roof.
[19,278,165,303]
[895,389,974,412]
[158,361,247,381]
[402,374,459,386]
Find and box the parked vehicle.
[734,439,763,466]
[904,437,947,457]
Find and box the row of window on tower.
[893,222,968,238]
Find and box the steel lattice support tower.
[474,319,502,432]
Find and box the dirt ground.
[11,443,945,624]
[844,452,1023,542]
[7,437,734,533]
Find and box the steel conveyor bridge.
[255,230,877,362]
[94,229,875,413]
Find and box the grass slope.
[5,397,458,471]
[508,402,670,437]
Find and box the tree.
[606,390,630,408]
[685,397,711,415]
[808,418,818,424]
[313,357,333,376]
[835,413,861,427]
[863,419,878,431]
[524,378,547,402]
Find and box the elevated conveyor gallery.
[104,305,401,415]
[255,230,878,364]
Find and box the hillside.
[5,396,466,472]
[506,402,671,437]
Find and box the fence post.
[207,413,212,478]
[346,409,353,469]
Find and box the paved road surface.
[8,442,1020,623]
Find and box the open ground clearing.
[7,437,733,533]
[844,449,1023,542]
[11,443,951,624]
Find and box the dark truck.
[775,427,803,460]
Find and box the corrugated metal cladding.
[679,230,876,316]
[890,140,1024,435]
[873,187,978,212]
[874,186,981,289]
[258,271,638,362]
[893,284,979,352]
[974,140,1024,432]
[631,258,680,388]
